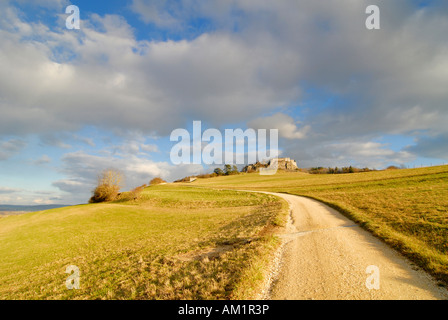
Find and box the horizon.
[1,0,448,205]
[2,163,447,207]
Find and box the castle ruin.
[242,157,298,173]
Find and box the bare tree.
[89,168,124,203]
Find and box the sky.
[0,0,447,205]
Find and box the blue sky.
[0,0,447,205]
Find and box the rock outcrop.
[269,157,298,170]
[242,157,298,172]
[242,162,269,173]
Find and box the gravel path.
[263,192,448,300]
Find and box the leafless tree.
[89,168,124,203]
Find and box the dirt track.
[264,192,448,300]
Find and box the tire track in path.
[262,192,448,300]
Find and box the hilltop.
[1,164,447,299]
[188,165,448,287]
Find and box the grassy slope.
[190,165,448,286]
[0,186,287,300]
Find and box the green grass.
[0,185,287,300]
[3,165,446,299]
[189,165,448,286]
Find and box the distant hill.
[0,204,69,212]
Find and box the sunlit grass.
[0,185,287,299]
[4,165,445,299]
[191,165,448,286]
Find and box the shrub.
[223,164,239,175]
[89,169,124,203]
[173,176,191,183]
[196,173,217,179]
[309,167,327,174]
[150,177,167,185]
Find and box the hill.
[0,186,287,299]
[188,165,448,286]
[1,165,447,299]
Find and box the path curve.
[262,192,448,300]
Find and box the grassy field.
[189,165,448,286]
[2,165,446,299]
[0,186,287,300]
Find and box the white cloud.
[248,113,310,140]
[52,179,87,194]
[39,134,72,149]
[0,139,27,160]
[0,187,22,194]
[1,0,448,205]
[0,7,302,137]
[110,139,159,156]
[32,198,57,205]
[284,138,416,169]
[52,150,204,203]
[2,0,448,145]
[73,135,96,147]
[12,0,68,10]
[0,188,65,205]
[131,0,181,28]
[33,155,52,165]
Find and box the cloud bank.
[0,0,447,204]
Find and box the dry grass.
[191,165,448,287]
[0,185,287,300]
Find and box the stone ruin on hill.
[242,157,298,173]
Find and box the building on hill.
[242,157,298,172]
[268,157,298,171]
